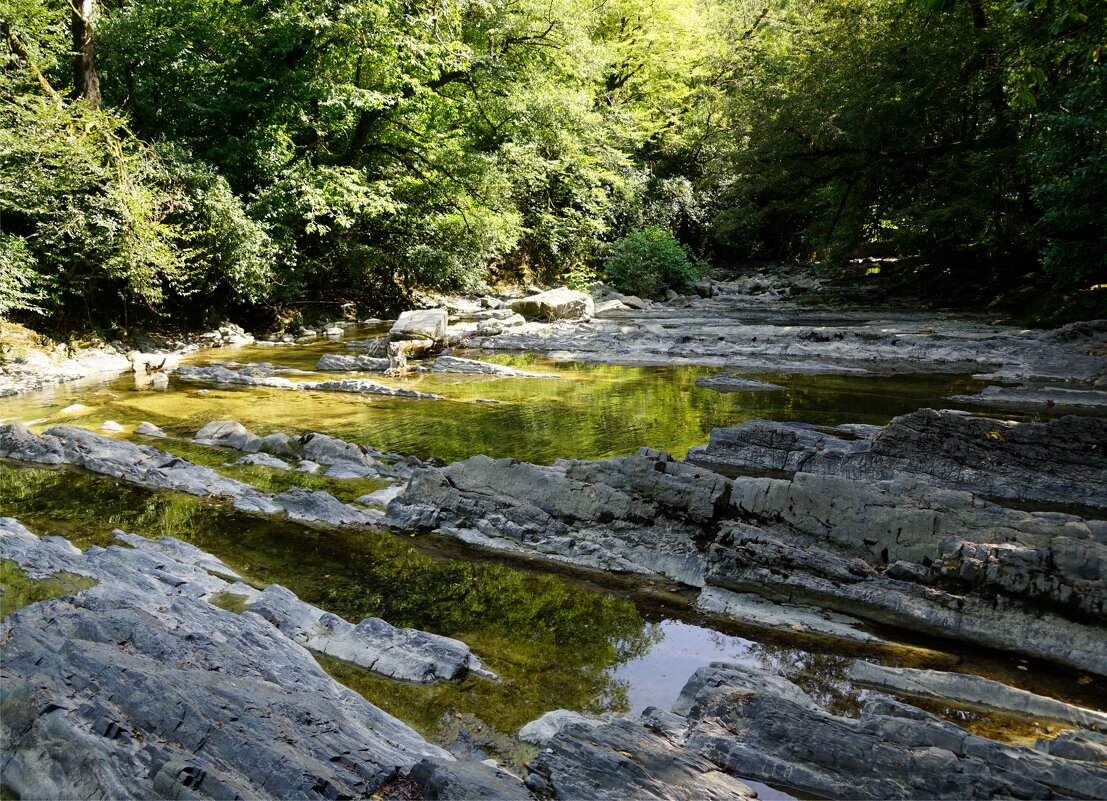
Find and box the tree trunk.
[71,0,101,108]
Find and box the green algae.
[210,591,252,614]
[0,559,97,620]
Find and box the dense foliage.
[1,0,1103,330]
[604,227,699,297]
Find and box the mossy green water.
[0,559,97,620]
[2,341,990,464]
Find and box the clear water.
[0,333,1099,780]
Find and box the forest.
[2,0,1104,332]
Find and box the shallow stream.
[1,332,1101,789]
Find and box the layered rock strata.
[0,519,510,800]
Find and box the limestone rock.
[390,309,448,343]
[849,661,1107,731]
[315,353,390,372]
[431,356,559,378]
[0,520,455,801]
[510,288,594,321]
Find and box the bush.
[603,227,699,298]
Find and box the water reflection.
[1,333,990,465]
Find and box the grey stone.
[315,353,390,372]
[848,661,1107,731]
[134,421,167,438]
[690,409,1107,509]
[408,758,531,800]
[694,374,785,393]
[195,419,262,452]
[510,288,594,321]
[0,519,455,801]
[524,715,755,800]
[670,662,1107,801]
[517,710,603,745]
[430,356,559,378]
[695,586,885,644]
[246,584,496,683]
[234,452,291,470]
[951,384,1107,409]
[304,378,444,400]
[390,309,448,343]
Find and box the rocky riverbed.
[2,274,1105,799]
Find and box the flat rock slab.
[694,374,785,393]
[696,586,886,645]
[510,288,594,321]
[849,661,1107,731]
[0,424,384,528]
[176,364,445,399]
[431,355,559,378]
[245,584,496,683]
[390,309,448,342]
[951,385,1107,409]
[688,408,1107,510]
[0,519,483,801]
[315,353,390,372]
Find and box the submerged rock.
[176,364,445,399]
[431,355,559,378]
[246,584,496,683]
[951,384,1107,410]
[694,374,786,393]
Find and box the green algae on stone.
[210,591,252,614]
[0,559,97,620]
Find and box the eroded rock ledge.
[523,662,1107,800]
[0,519,508,800]
[384,411,1107,674]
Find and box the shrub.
[603,227,699,298]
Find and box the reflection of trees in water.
[2,466,664,736]
[747,642,864,717]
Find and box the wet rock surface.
[521,662,1107,800]
[950,384,1107,410]
[848,661,1107,731]
[176,364,446,399]
[430,355,559,377]
[315,353,391,372]
[694,374,786,393]
[688,408,1107,510]
[237,584,496,683]
[0,424,387,528]
[386,434,1107,673]
[0,518,523,801]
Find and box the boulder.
[390,309,449,343]
[510,288,594,321]
[134,421,167,438]
[195,419,262,452]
